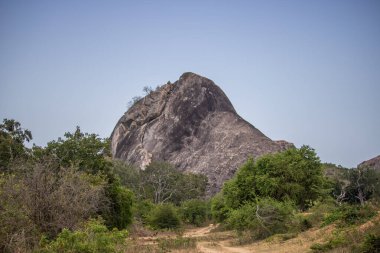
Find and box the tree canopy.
[223,146,327,210]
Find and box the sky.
[0,0,379,168]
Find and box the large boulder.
[111,72,293,194]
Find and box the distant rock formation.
[111,72,293,194]
[358,155,380,171]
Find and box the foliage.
[147,204,181,230]
[0,173,38,252]
[0,162,108,252]
[223,146,326,210]
[322,203,377,227]
[127,96,142,108]
[226,198,295,238]
[306,198,338,227]
[142,86,153,95]
[0,119,32,171]
[361,234,380,253]
[210,192,230,222]
[133,199,155,224]
[103,182,134,230]
[113,160,207,204]
[32,127,134,230]
[38,126,111,174]
[180,199,209,226]
[344,167,380,205]
[38,219,128,253]
[310,229,347,252]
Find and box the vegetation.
[113,160,208,205]
[222,146,326,211]
[147,204,181,230]
[38,219,128,253]
[1,118,380,252]
[157,236,196,251]
[0,119,32,171]
[180,199,210,226]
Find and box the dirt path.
[133,222,335,253]
[183,224,217,238]
[187,224,333,253]
[197,240,252,253]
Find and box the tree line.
[1,118,379,252]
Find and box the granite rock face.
[358,155,380,171]
[111,72,293,195]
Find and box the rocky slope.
[111,72,293,194]
[358,155,380,171]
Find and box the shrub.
[211,193,230,222]
[226,198,295,239]
[103,182,134,229]
[306,198,338,227]
[133,199,155,224]
[322,204,376,227]
[38,219,128,253]
[361,234,380,253]
[0,164,108,251]
[147,204,181,229]
[180,199,209,226]
[310,230,346,252]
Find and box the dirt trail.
[197,240,252,253]
[187,224,333,253]
[183,224,216,238]
[134,222,335,253]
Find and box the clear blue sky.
[1,0,379,168]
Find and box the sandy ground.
[194,226,333,253]
[132,213,380,253]
[134,223,332,253]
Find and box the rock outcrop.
[358,155,380,171]
[111,72,293,194]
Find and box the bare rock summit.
[111,72,293,194]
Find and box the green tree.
[344,167,380,205]
[39,126,110,174]
[0,119,32,171]
[224,146,326,210]
[34,127,133,229]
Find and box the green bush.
[226,198,295,238]
[133,199,155,224]
[210,193,230,222]
[180,199,209,226]
[103,182,134,229]
[361,234,380,253]
[322,204,376,227]
[310,230,346,252]
[147,204,181,229]
[306,199,338,227]
[38,219,128,253]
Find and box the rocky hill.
[111,72,293,194]
[358,155,380,171]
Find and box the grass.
[157,236,197,251]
